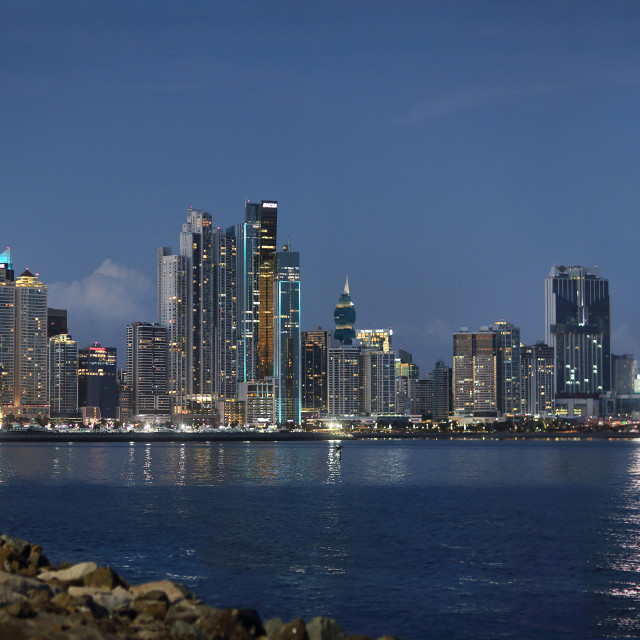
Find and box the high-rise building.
[14,269,49,419]
[301,327,330,416]
[157,248,189,414]
[78,342,118,419]
[492,320,521,416]
[545,265,610,397]
[213,226,237,401]
[334,278,356,345]
[274,245,301,424]
[158,208,214,415]
[360,349,396,414]
[243,200,278,380]
[406,377,432,417]
[236,217,261,383]
[357,328,392,353]
[328,345,360,417]
[48,333,78,417]
[453,328,497,418]
[520,343,554,415]
[180,208,214,408]
[432,360,452,420]
[126,322,170,420]
[0,250,15,410]
[612,354,635,395]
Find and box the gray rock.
[307,616,347,640]
[39,562,98,583]
[0,570,56,595]
[67,585,131,614]
[172,618,207,639]
[265,616,285,636]
[0,535,30,556]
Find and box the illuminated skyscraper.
[453,328,498,418]
[492,320,521,416]
[236,217,261,383]
[213,226,237,400]
[360,349,396,414]
[157,248,189,414]
[0,249,15,410]
[356,328,392,352]
[545,265,610,397]
[48,333,78,417]
[521,343,554,415]
[328,345,360,417]
[126,322,170,420]
[334,277,356,345]
[14,269,49,419]
[158,208,214,415]
[78,342,117,419]
[274,245,301,424]
[301,328,330,416]
[241,200,278,380]
[180,209,214,407]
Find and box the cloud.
[48,259,154,350]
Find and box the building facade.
[274,245,301,424]
[48,333,78,417]
[126,322,170,420]
[301,328,330,416]
[545,265,610,397]
[78,343,118,420]
[520,343,554,416]
[328,346,360,417]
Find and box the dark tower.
[334,277,356,345]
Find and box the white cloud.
[48,259,154,351]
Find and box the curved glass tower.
[334,277,356,345]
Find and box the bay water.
[0,438,639,639]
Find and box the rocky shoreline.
[0,535,400,640]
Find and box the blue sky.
[2,1,640,371]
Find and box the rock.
[0,535,30,556]
[0,570,56,595]
[130,579,193,604]
[264,616,285,636]
[39,562,98,583]
[68,585,132,614]
[82,566,128,590]
[196,607,265,640]
[307,616,347,640]
[171,618,207,639]
[270,617,309,640]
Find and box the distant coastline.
[0,430,638,443]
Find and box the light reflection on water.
[3,439,640,639]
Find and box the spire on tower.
[344,276,349,295]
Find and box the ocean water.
[0,438,639,639]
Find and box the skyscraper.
[242,200,278,380]
[334,277,356,345]
[520,343,554,416]
[453,328,498,418]
[357,328,392,352]
[274,245,301,424]
[126,322,170,420]
[48,333,78,417]
[182,208,214,407]
[328,345,360,417]
[492,320,521,416]
[0,249,15,410]
[78,343,118,420]
[14,269,48,419]
[158,208,214,415]
[360,349,396,414]
[157,248,189,414]
[545,265,610,397]
[213,226,237,401]
[301,328,330,416]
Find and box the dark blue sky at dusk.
[2,1,640,371]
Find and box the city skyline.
[3,2,640,370]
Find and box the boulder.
[39,562,98,583]
[307,616,347,640]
